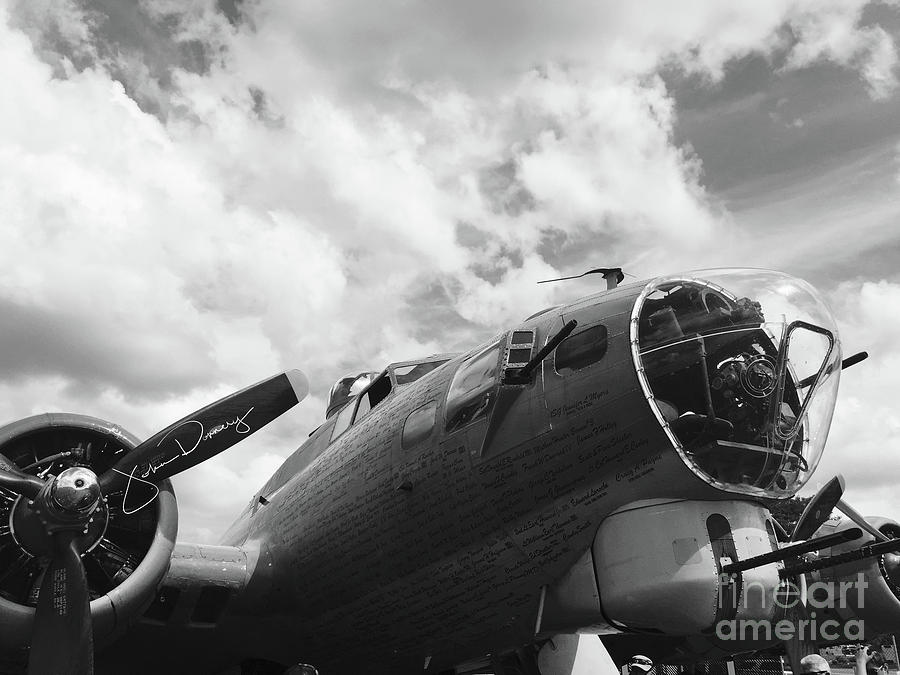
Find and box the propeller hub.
[10,494,109,557]
[50,467,101,513]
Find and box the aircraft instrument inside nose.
[632,269,842,497]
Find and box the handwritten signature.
[116,467,160,515]
[202,408,254,441]
[119,407,255,514]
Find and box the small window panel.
[555,325,609,373]
[506,330,534,368]
[392,359,451,385]
[354,374,392,424]
[356,394,371,421]
[330,399,356,441]
[402,401,438,449]
[510,330,533,345]
[502,330,536,385]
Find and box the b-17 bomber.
[0,268,897,675]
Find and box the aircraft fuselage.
[212,281,768,673]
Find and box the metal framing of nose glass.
[771,320,836,441]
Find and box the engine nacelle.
[809,515,900,638]
[593,499,781,636]
[0,414,177,651]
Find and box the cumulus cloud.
[1,0,899,540]
[5,0,99,71]
[784,0,900,99]
[812,280,900,516]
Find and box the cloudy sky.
[1,0,898,542]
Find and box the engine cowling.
[0,413,177,652]
[809,515,900,637]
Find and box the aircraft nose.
[630,270,842,499]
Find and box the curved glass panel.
[445,342,501,433]
[555,324,609,373]
[330,397,357,441]
[326,371,379,418]
[391,358,452,385]
[402,401,437,449]
[631,269,841,497]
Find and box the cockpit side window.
[402,401,437,449]
[392,359,451,385]
[330,399,356,442]
[329,373,394,443]
[355,373,392,424]
[445,341,501,433]
[326,371,379,419]
[555,325,609,373]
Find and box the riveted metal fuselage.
[205,282,745,673]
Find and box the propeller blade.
[99,370,308,493]
[836,498,890,542]
[0,453,43,499]
[791,475,845,541]
[28,532,93,675]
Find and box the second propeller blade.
[28,532,93,675]
[99,370,308,495]
[791,475,845,541]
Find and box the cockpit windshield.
[326,371,380,419]
[631,269,841,498]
